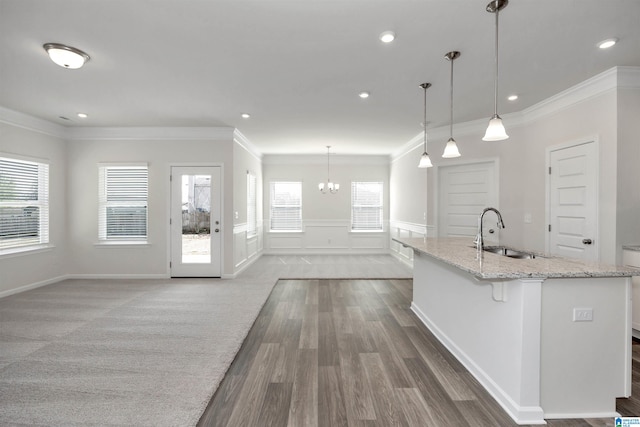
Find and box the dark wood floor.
[198,279,640,427]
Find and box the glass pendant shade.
[43,43,90,69]
[418,152,433,168]
[482,115,509,141]
[442,138,461,158]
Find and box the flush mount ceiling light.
[507,94,518,101]
[77,112,88,118]
[443,51,461,159]
[358,91,370,99]
[379,31,396,43]
[241,113,251,119]
[43,43,90,69]
[482,0,509,141]
[598,38,618,49]
[418,83,433,168]
[319,146,339,194]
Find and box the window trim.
[350,181,384,232]
[97,163,149,244]
[0,154,50,256]
[269,181,303,232]
[246,171,257,238]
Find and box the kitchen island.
[394,237,637,424]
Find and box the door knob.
[582,239,593,245]
[215,229,220,233]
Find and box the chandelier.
[319,146,339,194]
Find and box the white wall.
[65,129,236,278]
[0,117,68,295]
[232,133,263,273]
[262,154,390,254]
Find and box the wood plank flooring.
[198,279,638,427]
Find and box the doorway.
[170,166,222,277]
[547,140,598,261]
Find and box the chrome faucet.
[474,207,506,252]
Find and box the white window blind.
[0,157,49,252]
[351,182,383,231]
[98,165,148,241]
[270,181,302,231]
[247,172,257,237]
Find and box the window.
[98,165,148,241]
[351,182,383,231]
[270,181,302,231]
[0,156,49,252]
[247,172,257,237]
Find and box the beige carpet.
[0,255,411,426]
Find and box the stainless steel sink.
[483,246,536,259]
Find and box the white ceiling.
[1,0,639,155]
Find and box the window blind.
[247,172,257,237]
[98,165,148,240]
[0,157,49,251]
[351,182,383,231]
[270,181,302,231]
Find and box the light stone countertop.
[394,237,638,280]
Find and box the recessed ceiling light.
[507,95,518,101]
[358,91,370,99]
[241,113,250,119]
[77,112,88,118]
[43,43,90,69]
[597,38,618,49]
[379,31,396,43]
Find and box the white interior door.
[170,166,221,277]
[548,141,598,261]
[438,161,498,242]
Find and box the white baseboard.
[410,302,546,425]
[230,252,263,278]
[66,273,169,280]
[0,275,70,299]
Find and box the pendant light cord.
[493,4,500,116]
[423,86,428,151]
[450,56,454,138]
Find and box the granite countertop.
[623,245,640,252]
[394,237,638,280]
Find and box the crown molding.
[66,126,236,141]
[262,153,390,166]
[233,129,262,161]
[0,106,67,139]
[393,66,640,161]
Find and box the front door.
[548,141,598,261]
[170,166,221,277]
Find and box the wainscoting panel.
[264,220,389,255]
[233,222,263,273]
[389,220,435,267]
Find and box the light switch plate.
[573,307,593,322]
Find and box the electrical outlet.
[573,308,593,322]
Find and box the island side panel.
[411,251,545,424]
[540,277,631,418]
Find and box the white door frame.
[167,163,224,277]
[434,157,500,238]
[545,137,599,258]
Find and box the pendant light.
[482,0,509,141]
[443,51,461,158]
[418,83,433,168]
[319,146,339,194]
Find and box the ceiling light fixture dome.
[482,0,509,141]
[379,31,396,43]
[442,51,461,158]
[43,43,90,69]
[598,38,618,49]
[418,83,433,168]
[359,91,370,99]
